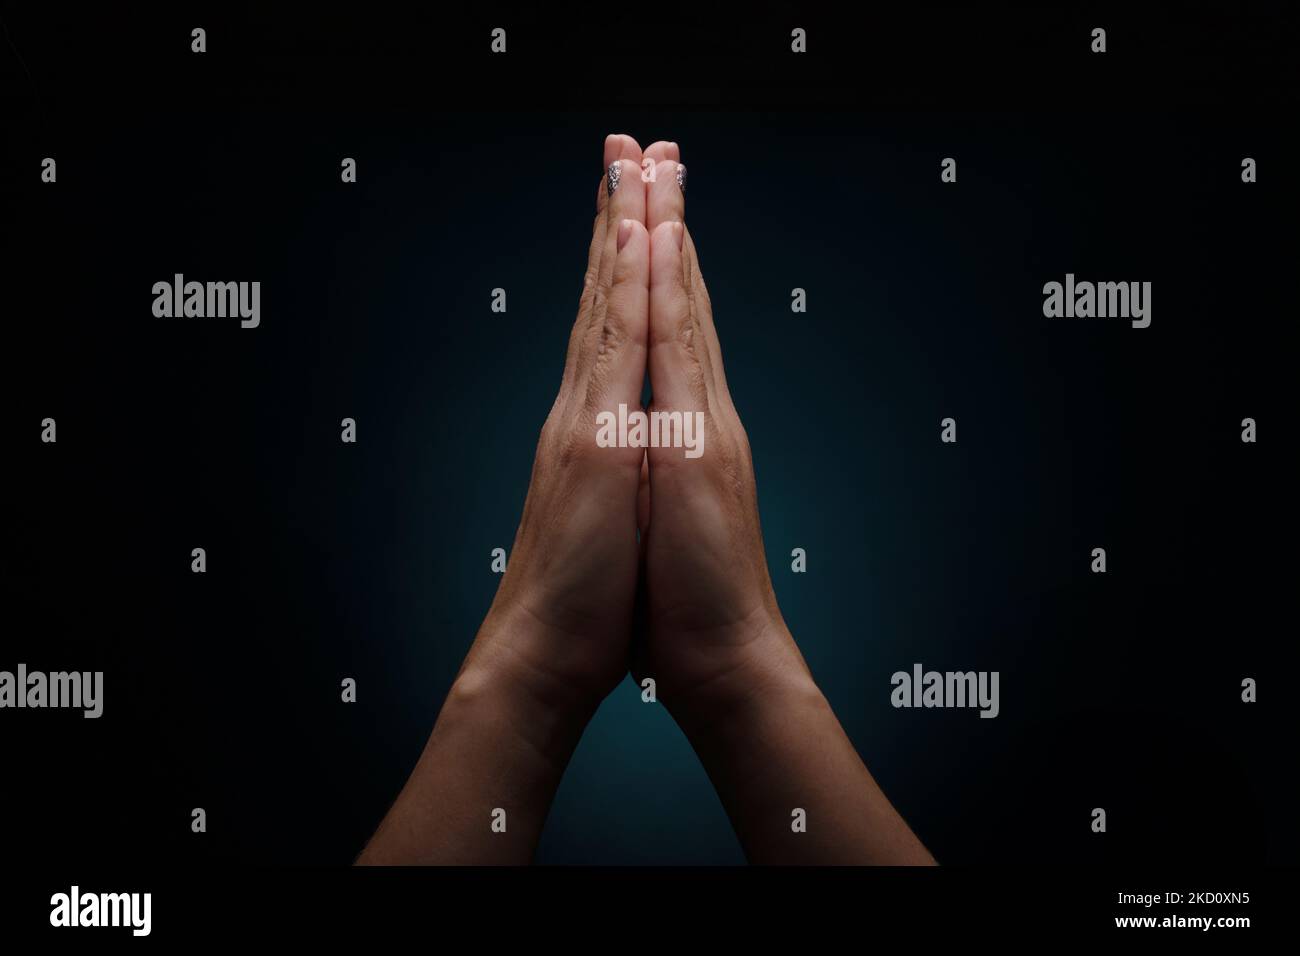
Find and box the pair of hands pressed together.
[358,135,934,866]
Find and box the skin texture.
[357,135,935,866]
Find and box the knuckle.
[675,315,698,353]
[540,412,589,469]
[560,422,601,469]
[608,266,635,293]
[537,411,562,455]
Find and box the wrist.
[671,662,827,772]
[664,610,822,742]
[449,603,604,768]
[445,658,596,776]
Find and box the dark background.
[3,3,1296,869]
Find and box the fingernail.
[617,219,635,252]
[607,160,622,196]
[674,221,685,250]
[676,163,687,193]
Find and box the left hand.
[464,133,651,710]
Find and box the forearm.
[671,627,936,866]
[356,609,597,865]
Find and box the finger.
[647,220,711,418]
[596,133,643,212]
[642,143,680,209]
[582,135,642,323]
[567,135,643,387]
[587,135,643,300]
[680,225,732,401]
[646,158,686,233]
[584,217,650,410]
[579,141,647,386]
[642,140,680,167]
[647,156,731,404]
[594,148,647,295]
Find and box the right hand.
[633,149,814,721]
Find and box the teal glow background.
[11,100,1293,863]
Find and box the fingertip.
[650,219,679,245]
[604,133,643,168]
[645,159,687,231]
[644,140,681,164]
[649,221,683,281]
[615,219,650,269]
[603,133,622,168]
[617,218,636,253]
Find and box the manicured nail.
[607,160,622,196]
[676,163,687,193]
[617,219,635,252]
